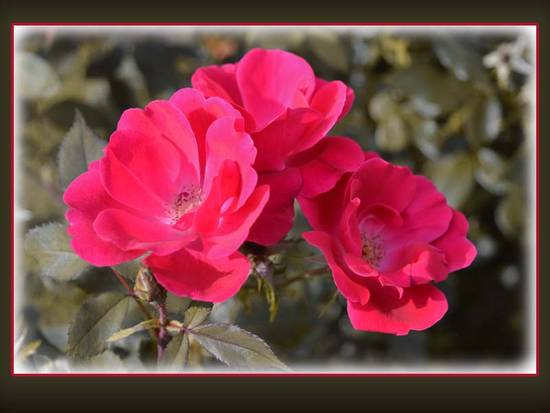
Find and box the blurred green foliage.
[17,28,532,371]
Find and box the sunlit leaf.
[309,31,349,72]
[16,52,61,99]
[475,148,510,195]
[18,340,42,361]
[107,319,160,343]
[379,36,411,68]
[425,152,475,208]
[57,110,105,189]
[465,95,502,146]
[375,114,409,152]
[68,292,130,359]
[25,222,89,282]
[496,188,524,238]
[191,323,288,370]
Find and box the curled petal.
[202,185,270,258]
[350,157,417,214]
[380,244,449,287]
[236,48,316,132]
[298,172,351,233]
[347,284,448,335]
[117,101,200,175]
[432,209,477,272]
[203,117,257,208]
[191,63,242,106]
[145,248,250,303]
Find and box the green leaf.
[425,152,475,208]
[374,114,409,152]
[16,52,61,99]
[17,340,42,361]
[166,293,192,314]
[386,63,470,118]
[67,291,130,359]
[496,188,524,238]
[475,148,510,195]
[107,319,160,343]
[57,111,105,189]
[433,37,492,91]
[191,323,289,371]
[25,222,89,282]
[308,31,349,72]
[114,260,142,281]
[160,333,189,366]
[183,302,213,329]
[466,95,502,146]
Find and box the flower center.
[167,186,202,224]
[361,233,385,267]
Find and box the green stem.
[111,268,158,339]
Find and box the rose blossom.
[63,88,269,302]
[192,48,357,245]
[300,153,477,335]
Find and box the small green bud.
[134,268,165,303]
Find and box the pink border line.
[10,22,539,378]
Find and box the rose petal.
[350,157,417,214]
[347,283,448,335]
[93,208,193,255]
[247,168,302,246]
[236,48,316,132]
[432,209,477,272]
[303,231,371,305]
[291,136,365,198]
[145,248,250,303]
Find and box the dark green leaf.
[67,292,130,359]
[166,293,192,315]
[25,222,89,281]
[57,111,105,189]
[191,323,288,371]
[386,63,470,117]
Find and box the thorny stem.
[111,268,158,339]
[153,301,169,364]
[278,266,329,288]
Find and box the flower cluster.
[64,48,476,334]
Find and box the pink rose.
[192,48,356,245]
[63,88,269,302]
[300,153,477,335]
